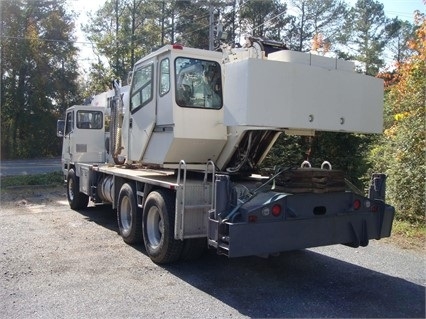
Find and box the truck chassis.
[64,160,394,264]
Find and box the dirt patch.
[381,227,426,252]
[0,186,66,210]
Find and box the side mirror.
[57,120,65,137]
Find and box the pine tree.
[385,18,416,64]
[1,0,79,159]
[285,0,347,52]
[339,0,388,75]
[238,0,288,39]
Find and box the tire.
[117,183,142,244]
[180,238,207,261]
[142,189,183,264]
[67,169,89,210]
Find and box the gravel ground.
[0,186,424,319]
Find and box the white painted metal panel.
[223,58,384,133]
[268,50,354,72]
[165,138,226,163]
[142,131,174,165]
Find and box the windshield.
[175,58,222,109]
[76,111,103,129]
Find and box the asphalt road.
[0,157,62,176]
[0,187,424,318]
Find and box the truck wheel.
[142,190,183,264]
[117,183,142,244]
[67,169,89,210]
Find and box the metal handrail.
[177,159,187,187]
[176,160,187,238]
[204,160,216,210]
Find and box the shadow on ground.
[77,205,425,318]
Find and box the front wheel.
[67,169,89,210]
[142,190,183,264]
[117,183,142,244]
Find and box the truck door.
[128,61,156,162]
[62,110,74,167]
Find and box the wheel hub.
[147,206,163,248]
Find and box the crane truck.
[57,38,395,264]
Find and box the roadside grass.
[385,219,426,252]
[0,171,63,189]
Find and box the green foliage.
[0,0,80,159]
[370,14,425,224]
[262,134,310,168]
[0,171,63,188]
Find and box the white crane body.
[57,41,394,264]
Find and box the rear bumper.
[214,205,394,258]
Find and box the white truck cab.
[58,105,107,168]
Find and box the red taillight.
[248,215,257,223]
[271,204,281,217]
[353,199,361,210]
[172,43,183,49]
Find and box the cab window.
[175,58,222,109]
[76,111,103,129]
[130,63,154,112]
[159,58,170,96]
[65,111,74,135]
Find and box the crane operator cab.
[122,45,227,169]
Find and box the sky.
[69,0,425,71]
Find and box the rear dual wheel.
[143,190,207,263]
[117,183,142,244]
[118,185,206,263]
[143,190,184,264]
